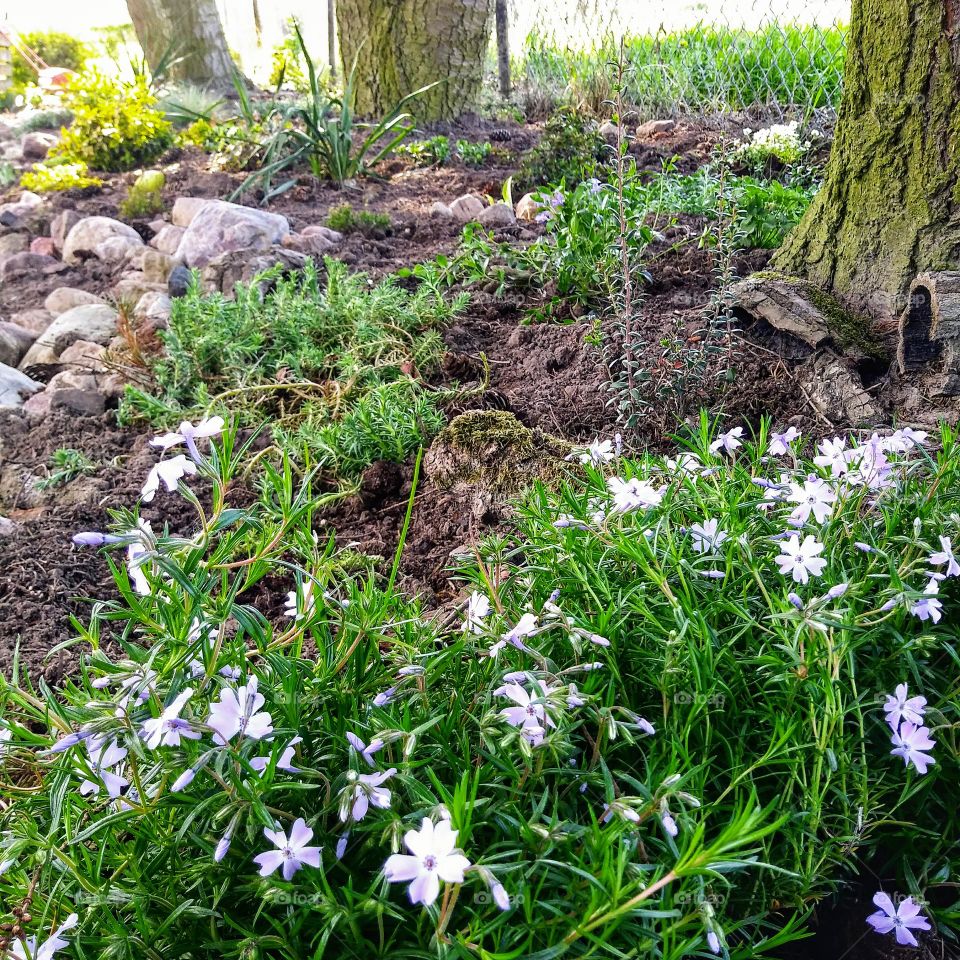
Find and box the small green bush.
[19,159,102,193]
[515,108,607,194]
[326,204,391,235]
[51,71,173,172]
[120,170,166,219]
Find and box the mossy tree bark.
[335,0,493,121]
[774,0,960,324]
[126,0,236,88]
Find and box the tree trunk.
[335,0,493,121]
[495,0,511,98]
[773,0,960,325]
[126,0,236,89]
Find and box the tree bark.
[773,0,960,324]
[335,0,493,121]
[126,0,236,89]
[495,0,511,98]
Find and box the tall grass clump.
[0,415,957,957]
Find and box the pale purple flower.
[707,929,722,954]
[44,730,94,754]
[661,812,679,837]
[253,818,322,881]
[788,476,836,525]
[929,536,960,577]
[373,687,398,708]
[207,676,273,745]
[142,454,197,504]
[583,177,603,194]
[344,768,396,822]
[891,723,936,774]
[170,767,197,792]
[866,892,931,947]
[601,802,640,824]
[826,583,849,600]
[126,519,154,596]
[397,665,424,677]
[637,717,656,736]
[665,453,703,475]
[884,684,927,730]
[911,579,943,623]
[607,476,664,513]
[567,684,585,709]
[141,688,200,749]
[335,833,349,860]
[788,592,804,609]
[151,416,225,463]
[78,736,128,799]
[689,518,728,554]
[219,665,242,681]
[776,534,827,584]
[346,731,384,767]
[489,612,538,656]
[709,427,744,455]
[499,681,555,732]
[490,880,511,910]
[768,427,800,456]
[214,831,232,863]
[8,912,78,960]
[855,541,874,553]
[384,818,471,906]
[72,531,123,547]
[463,590,490,633]
[814,437,849,476]
[283,581,314,621]
[250,736,302,774]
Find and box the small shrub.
[20,159,102,193]
[730,120,813,171]
[51,71,173,172]
[326,203,391,235]
[395,134,451,166]
[10,30,91,93]
[120,170,166,219]
[34,448,97,489]
[455,138,493,167]
[515,107,607,194]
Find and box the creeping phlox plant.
[731,121,812,170]
[1,415,957,957]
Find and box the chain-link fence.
[500,0,848,119]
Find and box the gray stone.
[200,246,310,296]
[168,265,193,298]
[62,216,144,265]
[301,225,344,244]
[59,339,107,370]
[50,388,106,416]
[50,209,82,254]
[44,287,105,316]
[636,118,676,138]
[21,131,58,160]
[477,203,517,229]
[428,201,454,220]
[19,304,118,367]
[0,233,28,256]
[174,200,290,268]
[0,251,61,282]
[0,192,49,233]
[0,516,19,538]
[134,292,172,325]
[111,276,167,303]
[282,232,337,256]
[0,322,37,367]
[599,120,624,143]
[449,194,485,224]
[150,223,186,255]
[94,235,143,264]
[0,361,43,408]
[515,193,541,222]
[9,309,54,336]
[171,196,211,227]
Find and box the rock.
[168,265,193,299]
[0,362,43,408]
[283,232,337,256]
[0,251,62,282]
[141,248,178,283]
[636,118,676,138]
[0,516,19,538]
[44,287,105,316]
[133,292,172,326]
[477,203,517,229]
[175,200,290,268]
[0,233,28,256]
[50,209,82,254]
[94,235,143,264]
[599,120,624,143]
[111,276,167,302]
[29,236,56,257]
[47,369,99,392]
[21,131,58,160]
[0,191,46,232]
[429,201,454,220]
[24,386,106,417]
[171,196,211,228]
[147,218,167,235]
[301,225,344,244]
[9,309,54,335]
[199,247,311,296]
[516,192,541,222]
[424,410,572,519]
[59,339,107,370]
[63,216,144,265]
[19,304,118,367]
[150,223,186,255]
[449,194,485,224]
[0,322,37,366]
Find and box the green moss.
[426,410,572,499]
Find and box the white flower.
[141,688,200,749]
[77,736,128,799]
[578,438,615,465]
[607,476,664,513]
[768,427,800,456]
[775,534,827,584]
[813,437,849,476]
[665,452,703,475]
[911,579,943,623]
[688,518,728,554]
[253,818,321,881]
[709,427,743,455]
[142,454,197,503]
[9,913,79,960]
[464,591,491,633]
[126,519,154,595]
[929,535,960,577]
[207,676,273,745]
[283,581,314,621]
[0,724,11,761]
[151,416,225,460]
[788,476,836,524]
[499,681,556,732]
[384,818,471,906]
[489,612,538,656]
[250,736,302,774]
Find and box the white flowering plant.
[730,121,813,171]
[0,414,957,957]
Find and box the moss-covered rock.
[424,410,572,516]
